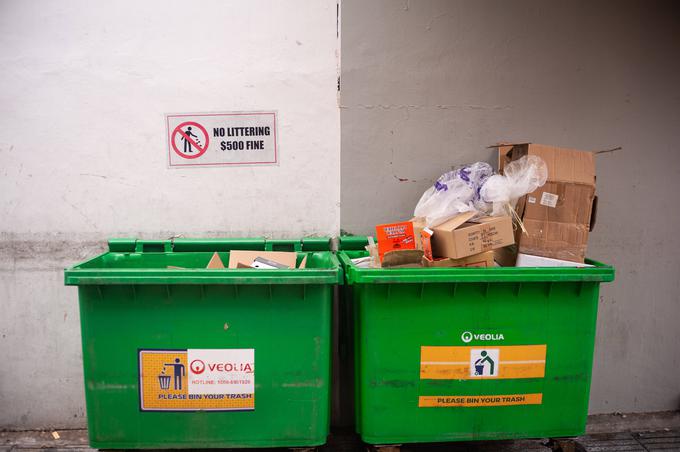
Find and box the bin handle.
[134,240,173,253]
[264,240,302,252]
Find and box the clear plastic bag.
[414,162,494,227]
[480,155,548,216]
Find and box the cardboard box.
[410,217,426,250]
[227,250,298,269]
[516,253,593,268]
[430,212,514,259]
[494,245,518,267]
[497,143,595,185]
[375,221,416,261]
[496,143,596,263]
[422,250,494,268]
[420,227,433,260]
[382,249,424,268]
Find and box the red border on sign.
[166,112,278,167]
[171,121,210,159]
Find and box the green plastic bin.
[338,237,614,445]
[65,238,341,449]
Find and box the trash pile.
[170,250,306,270]
[356,143,598,269]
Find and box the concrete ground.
[2,412,679,452]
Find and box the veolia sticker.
[138,348,255,411]
[418,344,547,408]
[420,345,546,380]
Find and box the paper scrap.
[206,252,225,269]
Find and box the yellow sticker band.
[139,350,254,411]
[419,393,543,407]
[420,345,546,380]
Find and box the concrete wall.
[0,0,340,428]
[341,0,680,413]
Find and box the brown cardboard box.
[422,250,495,268]
[494,245,518,267]
[410,217,426,250]
[497,143,596,263]
[431,212,514,259]
[383,249,424,268]
[498,143,595,185]
[227,250,298,269]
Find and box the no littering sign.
[166,112,278,167]
[171,121,209,159]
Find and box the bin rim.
[64,238,342,285]
[64,265,342,285]
[337,251,615,284]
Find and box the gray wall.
[341,0,680,413]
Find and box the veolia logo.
[461,331,505,343]
[190,359,206,375]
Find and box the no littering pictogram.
[171,121,209,159]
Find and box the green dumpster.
[338,237,614,445]
[65,238,341,449]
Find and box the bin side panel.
[79,283,332,448]
[355,281,600,444]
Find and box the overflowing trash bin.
[338,236,614,445]
[65,238,341,449]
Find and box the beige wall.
[341,0,680,413]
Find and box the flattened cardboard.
[227,250,298,269]
[431,213,514,259]
[206,252,225,269]
[422,250,494,268]
[382,249,424,268]
[516,253,593,268]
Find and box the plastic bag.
[480,155,548,216]
[414,162,493,227]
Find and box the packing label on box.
[540,192,559,208]
[420,345,546,380]
[139,348,255,411]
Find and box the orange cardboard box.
[375,221,416,261]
